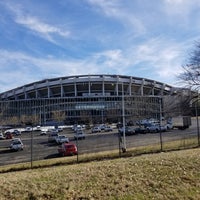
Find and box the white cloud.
[0,36,187,93]
[86,0,120,16]
[86,0,146,35]
[163,0,200,17]
[2,1,70,43]
[15,16,70,38]
[0,49,98,92]
[93,49,125,66]
[0,1,198,91]
[0,47,129,92]
[129,38,186,83]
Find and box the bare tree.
[20,114,40,126]
[163,94,192,118]
[179,41,200,91]
[178,41,200,117]
[51,111,65,124]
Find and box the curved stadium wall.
[0,74,177,125]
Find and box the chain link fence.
[0,117,199,168]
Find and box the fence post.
[76,136,79,163]
[31,126,33,168]
[118,132,122,157]
[159,97,163,151]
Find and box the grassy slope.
[0,148,199,200]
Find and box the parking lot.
[0,120,199,166]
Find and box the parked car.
[99,124,106,130]
[58,142,78,156]
[117,122,123,128]
[10,138,24,151]
[0,132,5,140]
[4,132,13,139]
[145,124,167,133]
[73,124,84,132]
[104,126,113,132]
[25,127,32,132]
[48,128,59,133]
[12,129,21,136]
[40,130,47,135]
[145,124,159,133]
[91,127,101,133]
[165,123,173,130]
[74,131,85,140]
[134,126,147,134]
[55,135,69,144]
[48,132,59,143]
[118,127,136,136]
[49,128,63,133]
[56,127,63,132]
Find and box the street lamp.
[122,83,126,152]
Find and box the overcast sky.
[0,0,200,93]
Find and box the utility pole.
[122,83,126,152]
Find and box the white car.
[146,124,167,133]
[104,126,113,132]
[74,131,86,140]
[10,138,24,151]
[40,130,47,135]
[48,132,59,143]
[25,127,32,132]
[91,127,101,133]
[55,135,69,144]
[165,123,173,130]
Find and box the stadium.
[0,74,190,126]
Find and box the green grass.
[0,147,199,200]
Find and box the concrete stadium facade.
[0,74,180,126]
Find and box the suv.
[10,138,24,151]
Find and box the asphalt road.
[0,121,199,166]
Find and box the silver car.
[55,135,69,144]
[74,131,86,140]
[10,138,24,151]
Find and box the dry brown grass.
[0,148,199,200]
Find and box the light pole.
[122,83,126,152]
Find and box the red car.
[5,132,13,139]
[58,142,78,156]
